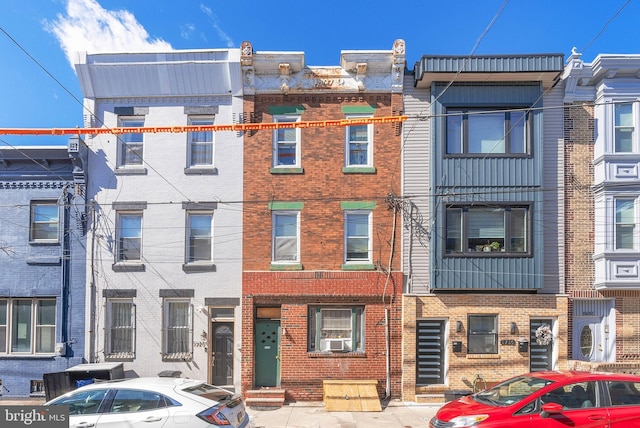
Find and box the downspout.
[61,186,71,357]
[383,199,398,399]
[89,200,97,363]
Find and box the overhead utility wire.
[580,0,632,54]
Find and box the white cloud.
[46,0,172,68]
[200,4,234,48]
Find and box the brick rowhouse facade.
[241,40,405,401]
[563,52,640,369]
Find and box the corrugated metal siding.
[434,256,541,290]
[402,74,431,294]
[416,55,564,76]
[540,81,565,294]
[431,82,546,291]
[76,50,239,99]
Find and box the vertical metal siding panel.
[403,75,431,294]
[539,82,565,294]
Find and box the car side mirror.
[540,402,563,418]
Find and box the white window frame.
[344,210,372,263]
[105,298,136,357]
[30,201,60,242]
[187,116,215,167]
[272,211,300,263]
[186,212,213,263]
[115,212,143,262]
[345,114,373,167]
[0,298,56,355]
[272,115,301,167]
[117,117,145,167]
[308,306,364,353]
[162,299,192,358]
[615,197,636,250]
[613,101,636,153]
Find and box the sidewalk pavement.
[247,400,441,428]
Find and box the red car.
[430,370,640,427]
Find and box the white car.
[44,376,250,428]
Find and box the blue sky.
[0,0,638,147]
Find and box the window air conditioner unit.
[321,338,345,352]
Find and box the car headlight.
[448,414,489,427]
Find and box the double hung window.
[0,298,56,354]
[188,117,214,167]
[615,198,636,250]
[273,116,301,167]
[344,211,372,263]
[308,306,364,352]
[30,201,59,242]
[163,299,192,356]
[116,213,142,262]
[614,102,635,153]
[105,299,135,357]
[446,108,529,155]
[345,115,373,167]
[186,213,213,262]
[272,212,299,262]
[446,205,529,255]
[468,315,497,354]
[118,118,144,166]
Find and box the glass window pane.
[109,301,133,353]
[616,129,634,152]
[509,112,526,153]
[468,208,504,239]
[189,119,214,166]
[616,199,635,249]
[11,300,32,352]
[274,214,298,261]
[511,208,528,253]
[119,214,142,261]
[446,209,462,253]
[446,113,462,154]
[468,113,505,153]
[346,213,369,261]
[167,301,190,354]
[32,204,59,240]
[189,215,212,261]
[616,103,633,127]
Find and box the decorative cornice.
[0,181,67,189]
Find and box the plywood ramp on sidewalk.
[323,380,382,412]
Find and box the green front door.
[255,320,280,387]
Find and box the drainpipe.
[383,198,398,399]
[89,200,97,363]
[61,186,71,356]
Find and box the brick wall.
[242,272,403,401]
[242,93,402,272]
[241,92,404,400]
[402,294,569,401]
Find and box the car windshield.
[474,376,555,406]
[182,382,234,402]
